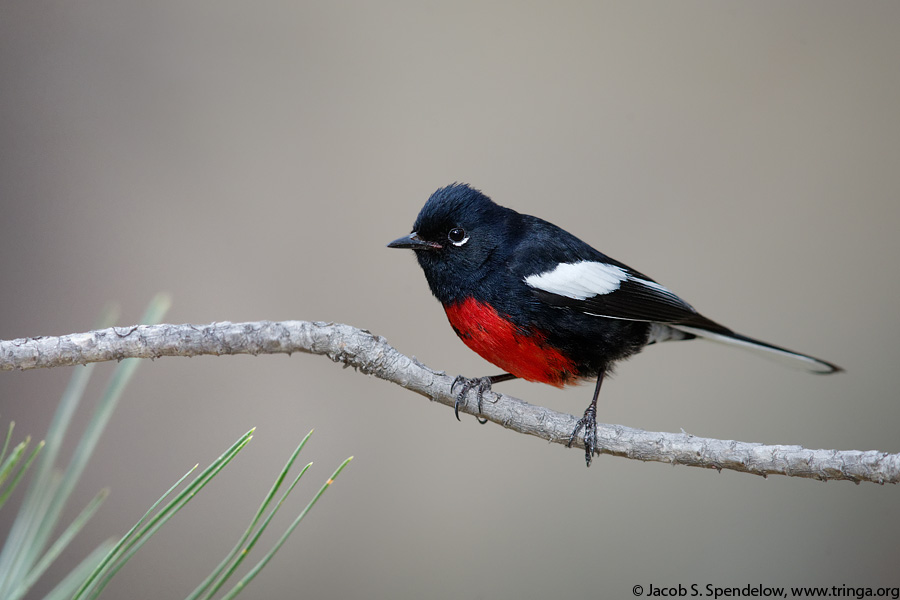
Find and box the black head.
[388,183,519,303]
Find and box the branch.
[1,320,894,484]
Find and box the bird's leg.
[451,373,517,423]
[568,372,605,467]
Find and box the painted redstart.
[388,183,842,466]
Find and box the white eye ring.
[448,228,469,247]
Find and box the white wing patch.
[524,260,683,301]
[524,261,628,299]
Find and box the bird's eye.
[447,227,469,247]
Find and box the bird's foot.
[567,403,598,467]
[451,376,497,424]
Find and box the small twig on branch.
[0,320,894,484]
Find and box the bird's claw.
[451,375,494,424]
[567,404,598,467]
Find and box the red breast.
[443,297,578,387]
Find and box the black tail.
[670,322,843,375]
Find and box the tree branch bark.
[1,320,894,484]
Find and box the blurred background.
[1,1,898,597]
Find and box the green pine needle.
[187,429,316,600]
[1,294,353,600]
[9,488,108,599]
[0,438,44,511]
[0,295,169,600]
[73,429,256,600]
[0,421,14,466]
[42,542,117,600]
[218,455,353,600]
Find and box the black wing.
[529,271,721,327]
[510,215,729,331]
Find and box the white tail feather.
[671,325,840,374]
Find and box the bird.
[387,183,842,466]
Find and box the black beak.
[387,232,442,250]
